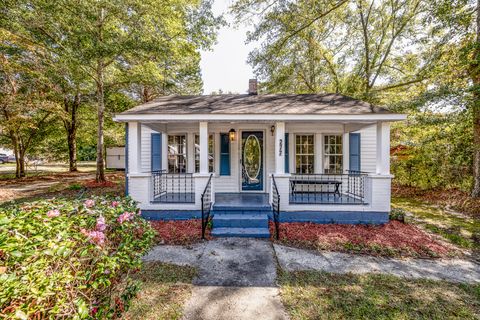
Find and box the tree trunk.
[18,147,26,178]
[95,62,106,183]
[64,94,79,172]
[472,0,480,198]
[11,135,22,178]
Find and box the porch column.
[199,121,209,174]
[275,121,285,174]
[161,133,168,171]
[376,122,390,175]
[342,131,349,173]
[128,121,141,173]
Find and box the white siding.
[357,124,377,173]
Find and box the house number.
[279,139,283,156]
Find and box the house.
[105,146,126,170]
[113,80,406,238]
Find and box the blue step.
[211,227,270,238]
[212,205,272,213]
[213,213,268,228]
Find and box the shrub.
[389,208,407,222]
[0,196,155,319]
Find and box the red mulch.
[83,179,117,188]
[392,184,480,219]
[270,221,458,258]
[150,220,210,245]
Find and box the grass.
[124,262,197,320]
[0,161,98,179]
[279,270,480,319]
[392,197,480,251]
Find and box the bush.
[389,208,407,222]
[0,196,155,319]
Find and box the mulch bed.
[392,184,480,219]
[150,220,210,245]
[270,221,458,258]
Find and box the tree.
[470,0,480,197]
[0,30,61,177]
[2,0,221,182]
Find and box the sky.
[199,0,257,95]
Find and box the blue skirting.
[141,209,388,224]
[141,210,202,220]
[269,211,389,224]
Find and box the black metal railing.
[152,170,194,203]
[289,172,367,204]
[271,175,281,240]
[201,174,213,239]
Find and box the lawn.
[279,270,480,319]
[0,161,97,180]
[124,262,196,320]
[392,197,480,252]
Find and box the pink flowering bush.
[0,196,155,319]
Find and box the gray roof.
[121,93,393,115]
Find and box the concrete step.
[211,227,270,238]
[212,206,272,215]
[213,213,268,228]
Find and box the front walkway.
[143,238,480,319]
[144,238,288,320]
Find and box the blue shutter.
[284,133,289,173]
[349,133,361,171]
[220,133,230,176]
[151,133,162,171]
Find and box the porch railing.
[289,172,367,204]
[152,170,194,203]
[201,174,213,239]
[271,175,281,240]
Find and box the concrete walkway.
[143,239,480,319]
[144,238,288,320]
[274,244,480,284]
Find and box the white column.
[187,132,195,173]
[343,131,350,173]
[315,133,322,173]
[161,133,168,171]
[376,122,390,175]
[199,122,209,174]
[275,122,285,174]
[128,121,141,173]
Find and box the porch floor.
[214,193,270,209]
[289,192,364,205]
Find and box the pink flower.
[117,212,135,224]
[47,209,60,218]
[96,216,106,232]
[111,201,120,207]
[84,199,95,208]
[81,228,105,245]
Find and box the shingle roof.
[120,93,393,115]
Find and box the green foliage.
[392,110,473,190]
[0,196,155,319]
[389,208,407,222]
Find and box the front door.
[241,131,264,191]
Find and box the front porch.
[124,118,394,227]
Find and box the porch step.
[211,227,270,238]
[213,213,269,228]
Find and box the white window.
[324,135,343,173]
[194,134,215,173]
[295,134,314,174]
[168,135,187,173]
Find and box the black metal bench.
[290,179,342,196]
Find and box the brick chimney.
[248,79,258,95]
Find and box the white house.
[113,80,406,238]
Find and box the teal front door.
[241,131,264,191]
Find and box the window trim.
[194,133,215,173]
[323,134,343,174]
[294,133,315,174]
[167,134,187,173]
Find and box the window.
[295,134,314,174]
[324,135,343,173]
[195,134,215,173]
[168,135,187,173]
